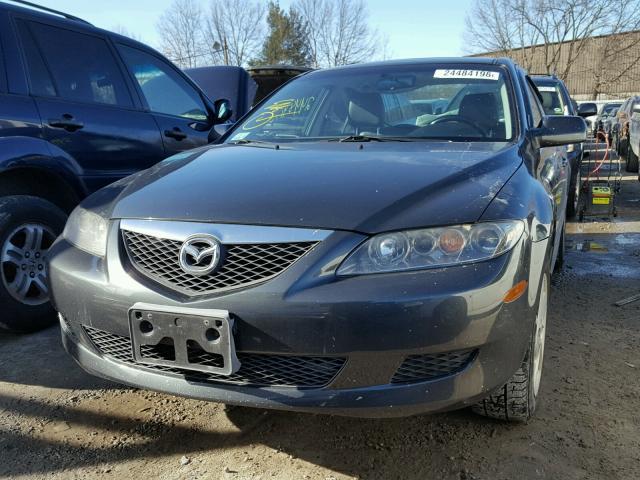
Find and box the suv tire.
[473,272,549,422]
[0,195,67,333]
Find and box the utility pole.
[223,37,229,65]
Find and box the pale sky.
[26,0,474,59]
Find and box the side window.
[525,79,543,127]
[17,20,133,107]
[15,21,55,96]
[118,45,208,121]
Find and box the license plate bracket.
[129,303,240,376]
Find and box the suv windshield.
[227,64,515,143]
[534,83,567,116]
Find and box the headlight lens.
[337,221,524,276]
[62,207,109,257]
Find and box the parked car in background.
[612,96,640,172]
[626,102,640,174]
[186,65,311,123]
[531,75,594,217]
[50,58,586,422]
[594,102,622,137]
[602,107,620,140]
[0,0,231,332]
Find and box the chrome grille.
[83,326,345,389]
[391,349,476,384]
[122,229,317,296]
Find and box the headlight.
[62,207,109,257]
[337,221,524,275]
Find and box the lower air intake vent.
[391,349,476,384]
[83,326,345,389]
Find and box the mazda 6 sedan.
[49,58,586,422]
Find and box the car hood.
[111,142,521,234]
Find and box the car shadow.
[0,391,512,479]
[0,325,121,391]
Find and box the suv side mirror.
[214,99,233,124]
[577,102,597,117]
[538,115,587,147]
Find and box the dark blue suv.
[0,1,229,332]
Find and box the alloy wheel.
[1,223,56,306]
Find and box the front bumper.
[50,227,537,418]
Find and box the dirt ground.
[1,143,639,480]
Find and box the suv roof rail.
[2,0,92,25]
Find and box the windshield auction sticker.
[536,86,557,92]
[433,69,500,81]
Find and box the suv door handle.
[164,128,187,141]
[48,114,84,132]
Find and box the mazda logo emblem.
[178,235,222,276]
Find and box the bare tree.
[156,0,206,68]
[205,0,266,66]
[590,0,640,98]
[464,0,640,90]
[295,0,386,67]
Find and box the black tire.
[620,137,629,169]
[473,272,549,422]
[566,168,580,218]
[627,145,639,173]
[0,195,67,333]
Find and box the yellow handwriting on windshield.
[243,97,316,130]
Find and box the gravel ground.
[1,145,639,480]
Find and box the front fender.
[480,163,554,308]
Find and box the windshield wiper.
[228,139,279,149]
[333,135,411,142]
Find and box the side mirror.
[577,102,597,118]
[538,115,586,147]
[214,99,233,124]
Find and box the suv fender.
[0,136,87,209]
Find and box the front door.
[117,45,212,156]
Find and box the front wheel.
[0,195,67,333]
[473,273,549,422]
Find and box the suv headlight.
[337,221,524,276]
[62,207,109,257]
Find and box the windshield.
[534,84,567,116]
[227,64,515,143]
[601,104,621,116]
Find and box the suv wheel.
[473,272,549,422]
[0,196,67,333]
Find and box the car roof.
[317,56,514,72]
[530,75,563,86]
[0,1,166,56]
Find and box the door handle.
[48,114,84,132]
[164,128,187,141]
